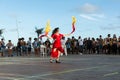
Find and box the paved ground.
[0,54,120,80]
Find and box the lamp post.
[16,18,20,39]
[11,14,20,39]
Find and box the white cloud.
[79,3,99,14]
[91,14,105,18]
[79,13,106,21]
[80,14,97,21]
[76,3,105,21]
[100,25,120,30]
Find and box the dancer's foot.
[50,59,53,63]
[56,60,61,63]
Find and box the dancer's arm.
[63,33,71,37]
[46,35,53,40]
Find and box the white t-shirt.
[61,39,66,46]
[27,40,32,47]
[78,39,83,46]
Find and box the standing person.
[86,37,92,54]
[27,37,32,56]
[0,40,3,56]
[45,39,51,56]
[47,27,71,63]
[21,38,27,56]
[118,36,120,54]
[75,39,79,54]
[112,34,117,55]
[71,36,76,54]
[1,39,5,56]
[32,38,39,56]
[37,38,41,56]
[66,38,71,54]
[17,38,22,56]
[61,37,67,56]
[92,38,96,54]
[103,38,107,54]
[78,36,83,55]
[99,35,103,54]
[96,38,100,54]
[83,38,87,54]
[106,34,111,54]
[6,40,14,57]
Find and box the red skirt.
[50,47,64,58]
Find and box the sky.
[0,0,120,45]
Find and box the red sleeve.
[60,34,64,38]
[51,34,55,39]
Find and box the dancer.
[47,27,71,63]
[40,16,76,63]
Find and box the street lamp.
[16,18,20,39]
[11,14,21,39]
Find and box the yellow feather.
[45,20,51,33]
[72,16,76,24]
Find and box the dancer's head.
[52,27,59,35]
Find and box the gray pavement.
[0,54,120,80]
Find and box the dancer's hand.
[46,35,53,40]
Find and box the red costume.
[51,33,64,58]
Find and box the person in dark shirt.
[45,39,51,56]
[17,38,22,56]
[87,37,92,54]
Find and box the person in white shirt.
[6,40,14,57]
[27,37,32,56]
[32,38,39,56]
[61,37,67,56]
[78,36,83,55]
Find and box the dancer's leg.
[50,48,57,63]
[56,50,61,63]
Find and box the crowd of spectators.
[65,34,120,55]
[0,34,120,57]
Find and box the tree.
[0,29,3,37]
[35,27,44,39]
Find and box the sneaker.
[61,53,63,56]
[80,53,83,55]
